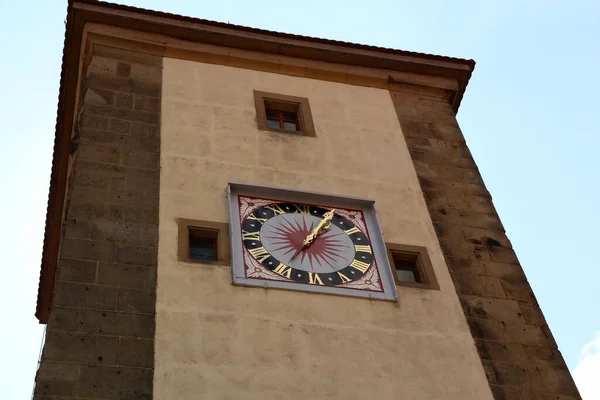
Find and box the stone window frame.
[177,218,230,266]
[254,90,316,137]
[386,243,440,290]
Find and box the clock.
[227,183,398,301]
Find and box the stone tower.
[33,1,581,399]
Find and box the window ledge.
[263,126,306,135]
[180,259,231,267]
[396,281,440,291]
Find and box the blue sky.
[1,0,598,398]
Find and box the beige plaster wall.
[155,58,493,399]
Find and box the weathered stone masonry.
[390,90,581,400]
[34,46,161,400]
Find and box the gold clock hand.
[289,209,337,264]
[302,209,336,246]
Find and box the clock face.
[237,195,384,291]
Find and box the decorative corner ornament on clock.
[227,183,398,301]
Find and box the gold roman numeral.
[241,230,260,241]
[349,259,370,273]
[344,226,361,235]
[307,272,324,285]
[248,246,270,263]
[273,262,292,279]
[293,204,312,215]
[354,245,372,254]
[247,214,267,224]
[337,272,352,283]
[265,203,286,215]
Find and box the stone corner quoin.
[34,48,162,400]
[390,89,581,400]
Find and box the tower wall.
[152,58,493,399]
[34,46,161,399]
[34,6,582,399]
[390,91,581,399]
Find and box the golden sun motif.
[264,216,351,271]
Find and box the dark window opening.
[189,228,218,261]
[265,108,300,131]
[390,251,424,284]
[254,91,315,136]
[394,260,420,283]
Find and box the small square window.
[254,90,316,136]
[391,252,422,284]
[264,109,300,132]
[178,219,230,265]
[189,229,218,261]
[263,104,300,133]
[386,244,439,290]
